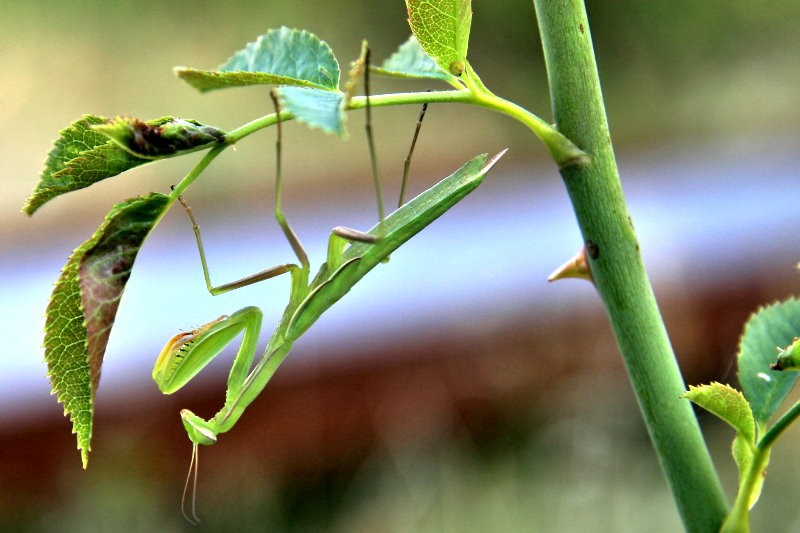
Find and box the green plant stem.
[224,89,582,164]
[761,398,800,449]
[723,399,800,531]
[225,90,470,143]
[723,447,767,533]
[532,1,729,531]
[170,144,227,199]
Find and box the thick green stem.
[533,1,728,530]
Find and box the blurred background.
[3,1,800,531]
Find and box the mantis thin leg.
[325,45,386,249]
[398,100,429,207]
[270,90,310,271]
[172,92,311,296]
[175,193,296,295]
[363,46,386,231]
[181,443,201,525]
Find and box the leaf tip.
[21,201,36,217]
[480,148,507,175]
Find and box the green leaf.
[175,27,340,92]
[91,116,226,159]
[738,298,800,428]
[406,0,472,76]
[45,193,169,468]
[372,35,460,85]
[23,115,149,215]
[683,383,755,442]
[684,382,765,508]
[278,86,346,137]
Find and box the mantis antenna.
[182,443,200,525]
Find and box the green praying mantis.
[150,59,505,521]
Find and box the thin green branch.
[225,90,470,143]
[169,144,228,199]
[761,398,800,450]
[468,91,587,165]
[224,88,582,166]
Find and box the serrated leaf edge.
[174,27,341,93]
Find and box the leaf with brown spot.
[91,117,226,159]
[44,193,169,467]
[23,115,149,215]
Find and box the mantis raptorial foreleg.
[152,305,264,524]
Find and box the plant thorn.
[548,246,593,283]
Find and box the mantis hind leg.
[326,86,431,268]
[363,46,386,232]
[325,83,432,269]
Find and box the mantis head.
[180,409,218,446]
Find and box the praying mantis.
[150,57,505,521]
